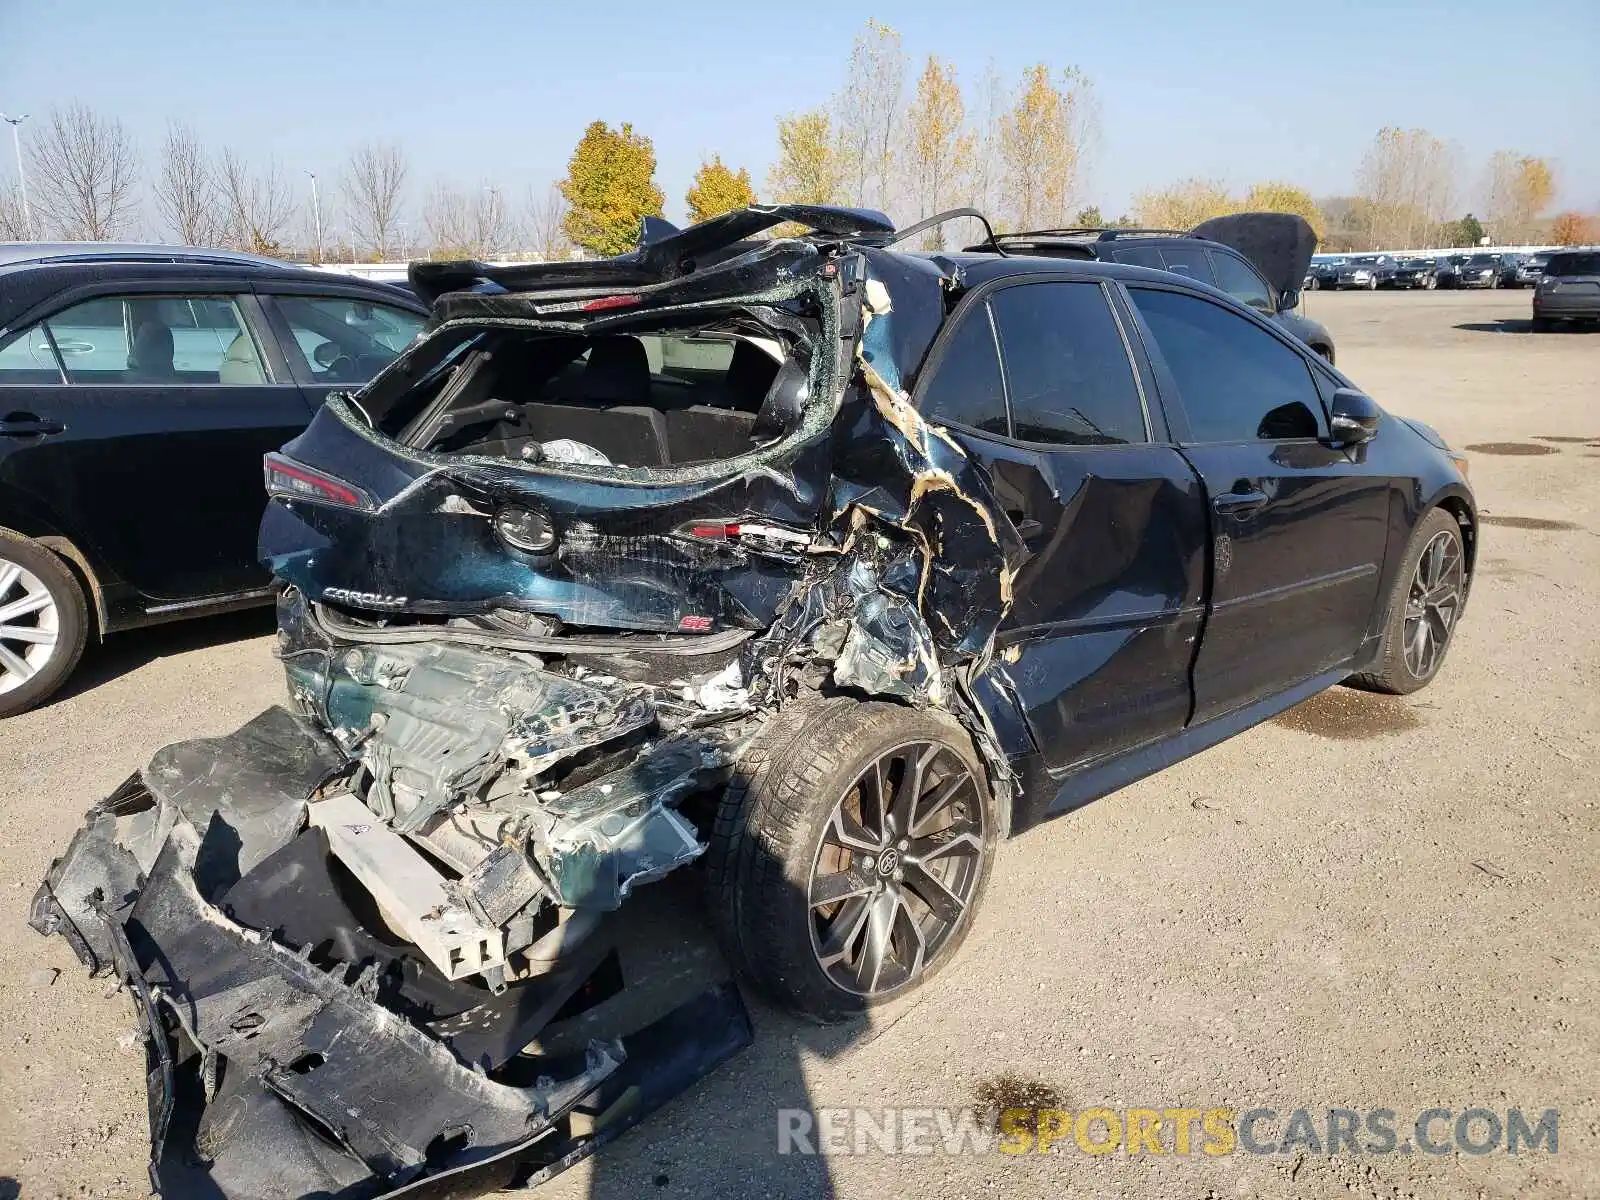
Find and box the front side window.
[275,296,426,385]
[1129,287,1323,443]
[919,304,1008,436]
[988,281,1146,445]
[25,294,266,385]
[1209,251,1274,313]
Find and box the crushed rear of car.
[31,206,1029,1198]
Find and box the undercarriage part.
[309,790,509,982]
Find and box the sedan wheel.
[1402,530,1465,680]
[1425,275,1438,290]
[0,530,90,718]
[705,697,998,1020]
[808,741,985,997]
[1347,508,1467,695]
[0,560,58,695]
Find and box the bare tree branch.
[524,183,570,261]
[27,102,139,240]
[153,121,223,246]
[218,148,294,255]
[0,184,30,240]
[423,181,509,259]
[341,142,409,260]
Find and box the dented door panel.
[949,434,1209,776]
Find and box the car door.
[915,277,1209,788]
[255,289,428,411]
[1123,283,1391,724]
[0,290,312,601]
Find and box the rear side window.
[919,305,1009,436]
[1208,251,1274,313]
[1129,287,1323,443]
[1159,246,1217,286]
[1112,245,1166,270]
[29,294,265,385]
[1548,252,1600,276]
[988,281,1146,445]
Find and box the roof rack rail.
[992,226,1191,243]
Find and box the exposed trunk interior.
[388,318,810,470]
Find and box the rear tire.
[0,529,90,718]
[1347,509,1466,696]
[704,696,999,1021]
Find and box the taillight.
[264,453,374,510]
[675,520,811,548]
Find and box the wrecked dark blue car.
[32,205,1475,1198]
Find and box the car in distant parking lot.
[0,243,429,715]
[1385,257,1438,290]
[1532,249,1600,330]
[1514,253,1551,287]
[1335,255,1398,290]
[1305,255,1344,290]
[1453,252,1515,289]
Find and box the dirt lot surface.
[1,289,1595,1199]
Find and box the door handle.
[1213,488,1268,516]
[0,413,66,438]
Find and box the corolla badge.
[322,587,410,609]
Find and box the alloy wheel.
[807,740,986,997]
[0,557,60,696]
[1403,530,1464,679]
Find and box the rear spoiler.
[409,205,895,305]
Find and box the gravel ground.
[1,289,1595,1199]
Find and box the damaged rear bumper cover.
[30,708,751,1199]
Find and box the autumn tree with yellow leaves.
[904,55,973,245]
[685,157,757,224]
[559,121,664,257]
[768,110,848,207]
[1483,152,1555,243]
[998,65,1091,230]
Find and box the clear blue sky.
[2,0,1595,235]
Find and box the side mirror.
[1329,387,1380,446]
[1278,288,1301,311]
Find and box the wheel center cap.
[876,849,900,877]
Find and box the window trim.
[1121,280,1330,448]
[912,273,1156,451]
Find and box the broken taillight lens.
[263,453,375,510]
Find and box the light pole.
[305,170,322,264]
[1,113,33,240]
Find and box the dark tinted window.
[988,281,1146,445]
[1548,252,1600,276]
[1158,245,1217,285]
[1112,245,1165,270]
[1129,287,1323,443]
[919,304,1008,435]
[1209,251,1274,312]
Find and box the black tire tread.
[1347,507,1461,695]
[704,695,992,1019]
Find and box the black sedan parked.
[1385,257,1439,289]
[33,205,1478,1196]
[1454,252,1512,288]
[0,244,429,715]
